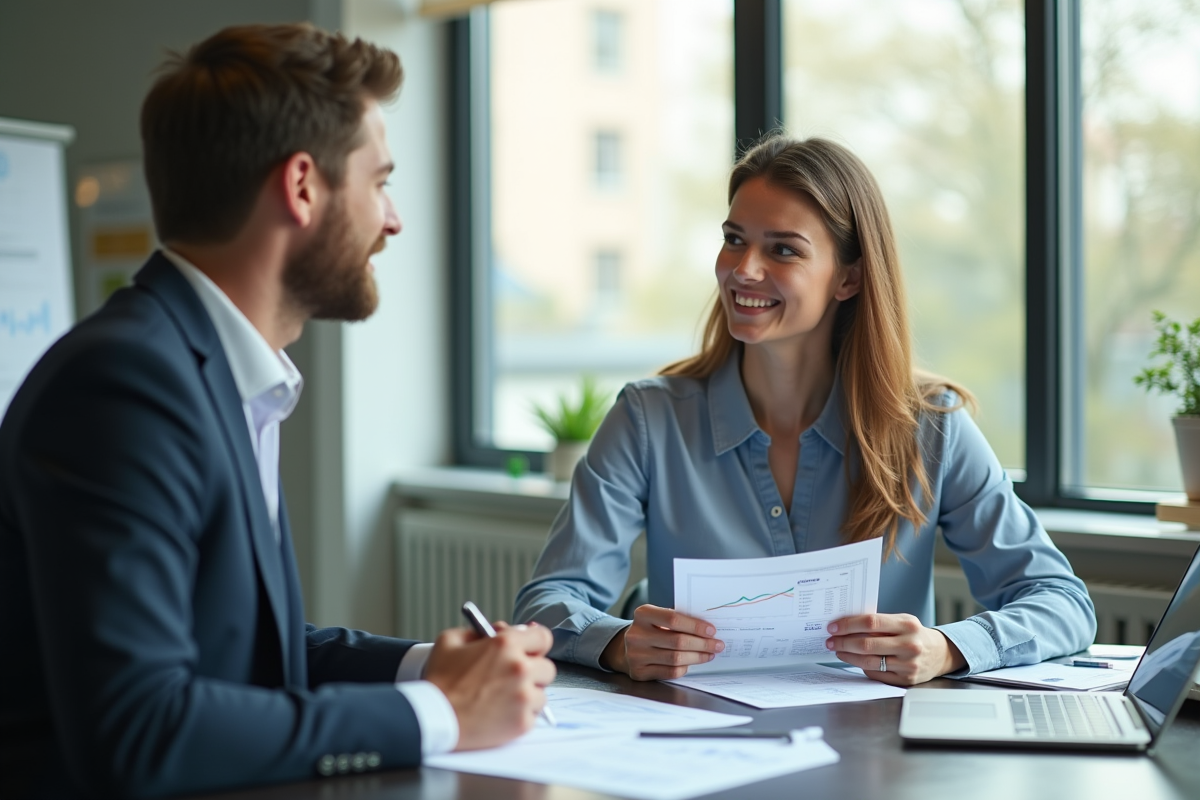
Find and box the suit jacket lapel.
[135,254,293,684]
[277,496,308,688]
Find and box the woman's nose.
[732,250,766,282]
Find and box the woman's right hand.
[600,605,725,680]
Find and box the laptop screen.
[1126,542,1200,741]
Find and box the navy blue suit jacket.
[0,254,424,798]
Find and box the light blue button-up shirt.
[514,349,1096,675]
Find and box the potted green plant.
[1134,311,1200,500]
[532,376,612,482]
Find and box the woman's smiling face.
[715,176,860,349]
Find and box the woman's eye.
[723,232,742,245]
[775,244,798,257]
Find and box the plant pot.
[548,440,589,482]
[1174,416,1200,501]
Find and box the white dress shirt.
[163,249,458,755]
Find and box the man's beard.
[283,194,382,322]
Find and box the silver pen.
[460,601,557,727]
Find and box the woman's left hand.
[824,613,967,686]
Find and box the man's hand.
[600,605,724,680]
[424,623,556,751]
[824,613,966,686]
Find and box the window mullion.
[734,0,783,154]
[1020,0,1062,507]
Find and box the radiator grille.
[396,509,549,641]
[396,508,647,642]
[933,565,1172,646]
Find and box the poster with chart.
[674,538,882,675]
[0,121,74,420]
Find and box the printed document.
[674,538,882,675]
[427,721,839,800]
[664,539,900,708]
[498,686,751,747]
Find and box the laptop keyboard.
[1009,694,1119,739]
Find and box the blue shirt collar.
[707,346,848,457]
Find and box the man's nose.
[383,193,402,236]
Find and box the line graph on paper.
[706,588,795,612]
[687,573,799,620]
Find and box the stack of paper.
[668,664,906,709]
[425,687,840,800]
[964,662,1132,692]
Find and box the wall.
[292,0,452,632]
[0,0,451,635]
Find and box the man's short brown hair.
[141,23,403,244]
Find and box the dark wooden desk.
[196,663,1200,800]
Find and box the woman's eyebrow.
[722,221,813,246]
[764,230,812,245]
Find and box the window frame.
[448,0,1159,514]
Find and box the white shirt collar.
[161,247,302,405]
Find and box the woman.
[513,136,1095,685]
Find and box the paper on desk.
[963,663,1132,692]
[674,538,882,675]
[507,686,751,747]
[426,726,840,800]
[667,663,906,709]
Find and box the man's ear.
[279,152,321,229]
[834,258,863,301]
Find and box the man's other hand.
[424,622,556,751]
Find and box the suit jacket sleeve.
[13,333,424,799]
[305,624,420,685]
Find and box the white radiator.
[396,509,549,641]
[395,513,1172,647]
[933,565,1172,646]
[395,508,646,641]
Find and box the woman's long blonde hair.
[662,136,975,557]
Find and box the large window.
[1067,0,1200,494]
[465,0,733,453]
[783,0,1026,472]
[452,0,1199,510]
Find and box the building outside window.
[595,248,622,302]
[593,130,623,191]
[484,0,733,451]
[594,8,623,73]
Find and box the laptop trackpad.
[901,692,1011,738]
[908,701,998,719]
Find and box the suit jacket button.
[366,752,382,769]
[351,752,367,772]
[336,753,351,774]
[317,755,336,776]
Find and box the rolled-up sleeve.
[513,387,649,668]
[933,407,1097,673]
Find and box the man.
[0,23,554,799]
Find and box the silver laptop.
[900,542,1200,752]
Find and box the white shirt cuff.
[394,680,460,756]
[396,642,434,682]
